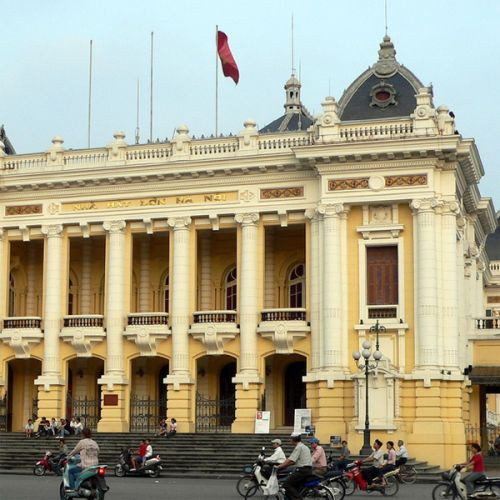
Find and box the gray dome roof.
[339,35,424,121]
[486,216,500,260]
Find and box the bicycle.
[396,463,417,484]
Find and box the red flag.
[217,30,239,84]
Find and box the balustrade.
[3,316,42,329]
[339,121,413,141]
[367,306,398,319]
[127,312,169,326]
[261,308,307,322]
[193,311,237,323]
[476,317,500,330]
[63,315,104,328]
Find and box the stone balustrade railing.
[127,312,169,326]
[63,315,104,328]
[261,308,307,322]
[475,317,500,330]
[3,316,42,329]
[0,116,424,174]
[193,310,237,324]
[367,305,398,319]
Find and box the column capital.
[103,220,126,233]
[441,200,461,216]
[41,224,63,238]
[317,202,349,218]
[234,212,259,226]
[410,197,441,213]
[167,216,192,230]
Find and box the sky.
[1,0,499,207]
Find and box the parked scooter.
[59,456,109,500]
[114,448,162,478]
[343,460,399,496]
[432,465,500,499]
[34,450,65,476]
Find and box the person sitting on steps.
[395,439,409,466]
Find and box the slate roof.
[339,35,424,122]
[485,217,500,260]
[259,111,313,133]
[0,125,16,155]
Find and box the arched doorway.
[196,355,236,432]
[66,357,104,430]
[5,358,41,431]
[130,356,169,432]
[264,354,307,429]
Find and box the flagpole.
[215,25,219,137]
[150,31,154,143]
[87,39,93,149]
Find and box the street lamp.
[352,337,383,456]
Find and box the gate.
[195,392,235,433]
[0,395,7,432]
[67,395,100,431]
[130,394,167,433]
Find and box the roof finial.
[373,33,398,77]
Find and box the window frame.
[224,267,237,311]
[287,263,305,308]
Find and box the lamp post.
[353,332,383,456]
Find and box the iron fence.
[130,394,167,433]
[195,392,235,433]
[67,395,100,431]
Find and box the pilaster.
[138,237,151,312]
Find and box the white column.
[35,224,64,388]
[138,237,150,312]
[80,239,92,315]
[319,203,344,372]
[264,230,274,308]
[441,201,460,370]
[165,217,192,382]
[26,245,37,316]
[234,213,260,382]
[99,220,127,386]
[305,209,322,372]
[199,234,212,310]
[411,198,439,370]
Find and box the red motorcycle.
[33,450,65,476]
[343,460,399,496]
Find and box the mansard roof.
[0,125,16,155]
[338,35,424,121]
[486,215,500,260]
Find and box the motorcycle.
[59,456,109,500]
[342,460,399,496]
[34,450,65,476]
[114,448,162,478]
[432,465,500,499]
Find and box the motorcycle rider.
[310,437,327,475]
[395,439,409,466]
[142,439,153,467]
[66,427,100,491]
[375,441,397,485]
[459,443,485,496]
[361,439,385,486]
[264,438,286,464]
[276,434,313,500]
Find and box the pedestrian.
[24,418,34,438]
[166,418,177,438]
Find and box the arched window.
[8,273,15,317]
[163,274,169,313]
[225,267,237,310]
[288,263,305,308]
[68,279,74,315]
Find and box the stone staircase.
[0,432,443,481]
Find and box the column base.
[313,380,350,444]
[231,382,261,433]
[97,384,129,432]
[36,383,65,420]
[166,382,194,433]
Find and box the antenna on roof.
[135,79,140,145]
[291,14,295,75]
[87,40,93,148]
[329,78,331,96]
[384,0,389,35]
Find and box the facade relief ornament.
[384,174,427,187]
[103,220,126,233]
[167,216,192,230]
[372,35,399,77]
[329,177,369,191]
[47,202,61,215]
[239,189,256,202]
[6,204,43,216]
[234,212,259,225]
[189,321,239,356]
[260,187,304,199]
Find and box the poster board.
[255,411,271,434]
[293,408,312,434]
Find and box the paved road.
[0,475,436,499]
